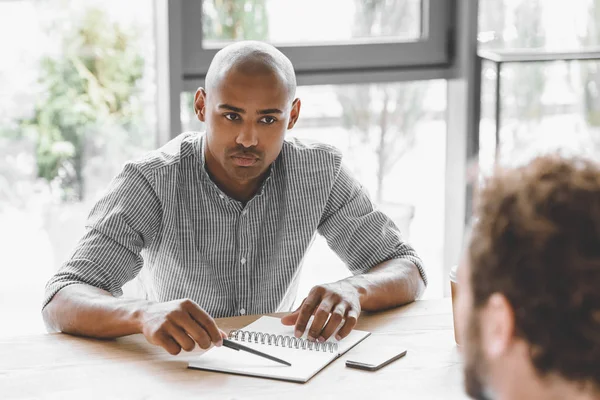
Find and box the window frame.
[180,0,453,80]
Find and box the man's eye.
[224,113,240,121]
[260,116,276,125]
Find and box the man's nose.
[235,124,258,148]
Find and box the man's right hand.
[138,299,226,355]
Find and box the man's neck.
[219,179,262,204]
[207,168,264,203]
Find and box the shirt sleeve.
[42,162,162,309]
[317,161,427,285]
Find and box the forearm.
[42,284,150,338]
[344,259,425,311]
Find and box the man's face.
[457,257,491,400]
[195,68,300,184]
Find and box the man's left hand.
[281,280,362,342]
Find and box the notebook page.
[188,339,336,383]
[188,316,370,382]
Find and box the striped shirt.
[43,132,426,318]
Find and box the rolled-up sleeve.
[42,163,162,309]
[317,161,427,285]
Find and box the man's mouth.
[231,154,259,167]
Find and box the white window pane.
[202,0,422,46]
[479,60,600,172]
[479,0,600,51]
[291,82,446,303]
[0,0,157,336]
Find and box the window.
[0,0,157,336]
[478,0,600,173]
[181,0,452,78]
[479,60,600,172]
[202,0,423,45]
[479,0,599,52]
[182,80,447,303]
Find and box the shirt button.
[240,308,246,315]
[240,257,246,265]
[219,194,224,199]
[242,209,247,216]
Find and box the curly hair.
[468,154,600,387]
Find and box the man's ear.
[287,98,301,129]
[480,293,515,360]
[194,87,207,122]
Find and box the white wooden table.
[0,299,468,399]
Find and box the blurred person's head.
[193,41,300,193]
[456,154,600,400]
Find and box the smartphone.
[345,345,407,371]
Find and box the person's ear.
[480,293,515,360]
[194,87,207,122]
[287,98,301,129]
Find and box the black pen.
[221,339,292,366]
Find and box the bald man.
[42,41,426,355]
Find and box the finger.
[280,314,298,326]
[176,312,213,349]
[294,290,322,338]
[219,329,228,340]
[319,303,347,342]
[335,309,359,340]
[183,300,223,345]
[166,323,196,352]
[281,299,305,326]
[156,331,182,355]
[308,301,334,341]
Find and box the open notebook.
[188,316,370,383]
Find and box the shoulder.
[125,132,200,181]
[281,137,343,174]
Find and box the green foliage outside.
[580,0,600,127]
[203,0,269,42]
[510,1,546,122]
[337,0,425,203]
[18,6,145,201]
[182,0,269,128]
[481,0,600,128]
[480,0,547,123]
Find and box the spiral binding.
[228,329,339,353]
